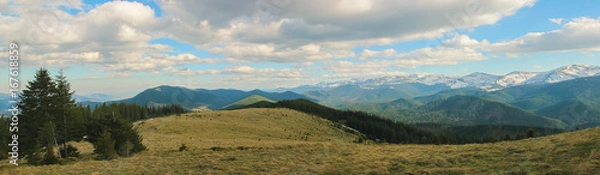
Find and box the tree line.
[0,68,186,165]
[242,99,563,145]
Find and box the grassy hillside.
[222,94,276,110]
[1,109,598,174]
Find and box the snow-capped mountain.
[524,64,600,84]
[275,64,600,93]
[450,72,500,89]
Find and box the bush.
[59,144,80,158]
[179,143,188,152]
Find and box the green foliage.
[59,144,80,158]
[95,129,117,160]
[19,68,57,159]
[0,117,10,159]
[85,112,146,158]
[36,122,59,165]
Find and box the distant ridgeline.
[341,75,600,131]
[237,99,563,144]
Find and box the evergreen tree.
[18,68,57,162]
[0,117,10,159]
[52,69,82,157]
[95,129,117,160]
[37,122,59,165]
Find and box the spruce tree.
[18,68,57,162]
[52,69,83,157]
[95,129,117,160]
[37,121,59,165]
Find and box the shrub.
[179,143,188,152]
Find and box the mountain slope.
[304,83,450,107]
[536,98,600,128]
[221,94,276,110]
[242,99,445,144]
[120,85,313,110]
[398,96,567,128]
[485,75,600,110]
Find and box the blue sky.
[1,0,600,98]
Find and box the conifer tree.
[18,68,57,162]
[95,129,117,160]
[52,69,83,157]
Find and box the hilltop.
[221,94,276,110]
[2,108,599,174]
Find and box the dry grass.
[1,108,599,174]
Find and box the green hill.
[398,96,567,128]
[222,94,276,110]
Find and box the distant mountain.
[120,85,313,110]
[73,93,116,103]
[536,98,600,128]
[222,94,275,110]
[484,75,600,110]
[340,98,422,117]
[403,76,600,128]
[398,96,567,128]
[276,64,599,94]
[304,83,450,107]
[1,93,15,116]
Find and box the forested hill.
[241,99,449,144]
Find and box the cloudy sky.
[1,0,600,98]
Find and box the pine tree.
[18,68,57,162]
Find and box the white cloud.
[549,18,563,24]
[0,1,220,75]
[157,0,536,63]
[488,17,600,53]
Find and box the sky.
[1,0,600,98]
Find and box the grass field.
[1,108,599,174]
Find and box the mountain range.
[277,64,600,93]
[348,75,600,129]
[118,85,312,110]
[70,64,599,130]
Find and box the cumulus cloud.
[487,17,600,53]
[0,1,219,75]
[157,0,536,63]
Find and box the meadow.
[1,108,598,174]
